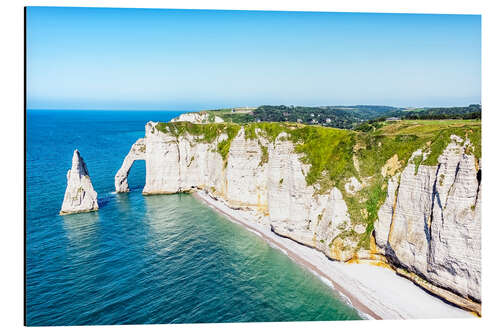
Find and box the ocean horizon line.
[26,108,197,112]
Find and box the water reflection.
[143,194,188,256]
[62,211,100,262]
[115,192,133,214]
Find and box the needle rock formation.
[60,149,99,215]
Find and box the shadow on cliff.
[383,240,474,311]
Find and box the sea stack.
[60,149,99,215]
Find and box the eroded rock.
[115,138,146,192]
[60,150,99,215]
[375,136,481,309]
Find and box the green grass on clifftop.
[155,121,241,162]
[243,122,357,190]
[155,121,240,143]
[155,119,481,185]
[154,119,481,251]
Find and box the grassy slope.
[204,109,255,124]
[155,119,481,251]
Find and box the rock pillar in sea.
[114,138,147,192]
[60,149,99,215]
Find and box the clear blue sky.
[26,7,481,110]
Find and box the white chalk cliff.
[60,150,99,215]
[170,111,224,124]
[116,121,481,314]
[374,136,481,309]
[115,138,146,192]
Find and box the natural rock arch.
[115,138,146,192]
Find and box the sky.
[26,7,481,110]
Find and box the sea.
[25,109,361,326]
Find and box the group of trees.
[210,104,481,130]
[353,117,387,132]
[250,105,400,129]
[402,104,481,120]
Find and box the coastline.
[192,190,474,320]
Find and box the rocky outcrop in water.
[60,150,99,215]
[116,122,481,313]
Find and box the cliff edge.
[170,111,224,124]
[115,120,481,314]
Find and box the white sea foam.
[268,242,288,255]
[247,229,261,237]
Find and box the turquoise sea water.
[26,110,361,326]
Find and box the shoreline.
[191,191,379,320]
[192,190,474,320]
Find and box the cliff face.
[60,150,99,215]
[140,122,227,195]
[116,121,481,312]
[119,122,357,260]
[374,135,481,305]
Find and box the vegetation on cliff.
[155,118,481,189]
[244,122,356,188]
[155,121,241,162]
[155,119,481,251]
[349,119,480,249]
[204,104,481,129]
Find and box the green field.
[203,104,480,128]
